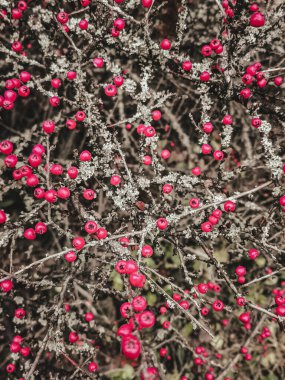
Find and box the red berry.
[68,331,79,343]
[1,279,13,292]
[35,222,47,234]
[132,296,147,312]
[57,12,69,24]
[224,200,236,212]
[0,210,7,224]
[23,228,36,240]
[156,218,168,230]
[72,237,85,250]
[65,250,77,262]
[93,58,104,68]
[104,84,117,97]
[121,335,141,359]
[114,18,125,30]
[182,61,192,71]
[160,39,171,50]
[235,265,246,276]
[42,120,55,134]
[129,273,146,288]
[88,362,98,372]
[85,312,94,322]
[142,245,153,258]
[250,12,265,27]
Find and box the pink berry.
[93,57,104,68]
[156,218,168,230]
[160,39,171,50]
[250,12,265,27]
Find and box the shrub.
[0,0,284,379]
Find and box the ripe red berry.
[78,19,88,30]
[142,0,152,8]
[248,248,259,260]
[0,210,7,224]
[85,221,98,234]
[240,88,251,99]
[72,237,85,250]
[182,61,192,71]
[49,96,60,107]
[143,155,152,165]
[114,18,125,30]
[198,283,208,294]
[223,200,236,212]
[117,323,133,337]
[67,166,78,179]
[201,222,212,232]
[93,57,104,68]
[132,296,147,312]
[250,12,265,27]
[34,187,45,199]
[222,114,233,125]
[104,84,117,97]
[35,222,47,235]
[189,198,200,208]
[142,245,153,258]
[201,144,212,154]
[110,174,121,186]
[97,227,107,239]
[12,41,23,52]
[57,12,69,24]
[0,279,13,292]
[120,302,132,318]
[57,187,70,199]
[10,342,21,353]
[65,250,77,262]
[114,75,124,87]
[68,331,79,343]
[80,150,92,162]
[83,189,95,200]
[51,78,62,89]
[201,45,212,57]
[161,149,171,160]
[200,71,210,82]
[162,321,170,329]
[42,120,55,134]
[274,76,283,86]
[23,228,36,240]
[0,140,14,155]
[6,363,16,373]
[115,260,127,274]
[125,260,138,274]
[12,8,22,19]
[85,312,94,322]
[66,119,77,130]
[202,122,214,134]
[192,166,201,176]
[45,189,57,203]
[239,312,250,324]
[20,346,31,357]
[129,273,146,288]
[235,265,246,276]
[88,362,98,372]
[162,184,173,194]
[139,311,156,329]
[251,117,262,128]
[121,335,141,359]
[242,73,254,85]
[156,218,168,230]
[236,297,246,306]
[160,39,171,50]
